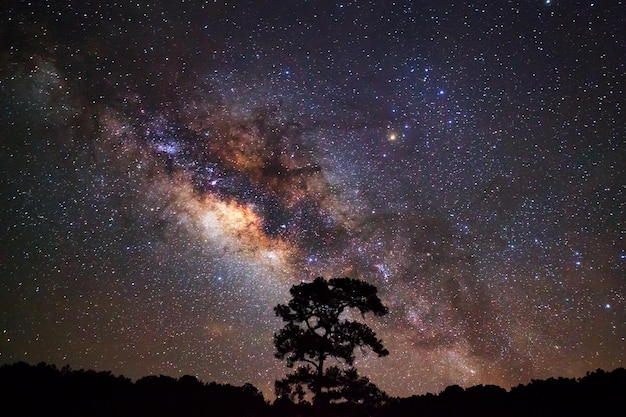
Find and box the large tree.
[273,277,389,406]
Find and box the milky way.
[1,0,624,399]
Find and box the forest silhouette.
[1,361,624,417]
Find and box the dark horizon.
[0,361,626,394]
[2,361,625,417]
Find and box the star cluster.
[1,0,624,399]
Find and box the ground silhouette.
[0,362,624,416]
[0,361,268,417]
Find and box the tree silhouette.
[273,277,389,407]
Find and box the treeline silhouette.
[384,367,626,417]
[0,362,268,417]
[1,361,624,417]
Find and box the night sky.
[1,0,624,399]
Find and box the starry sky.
[1,0,624,400]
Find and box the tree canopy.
[273,277,389,406]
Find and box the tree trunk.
[314,355,324,413]
[313,354,327,417]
